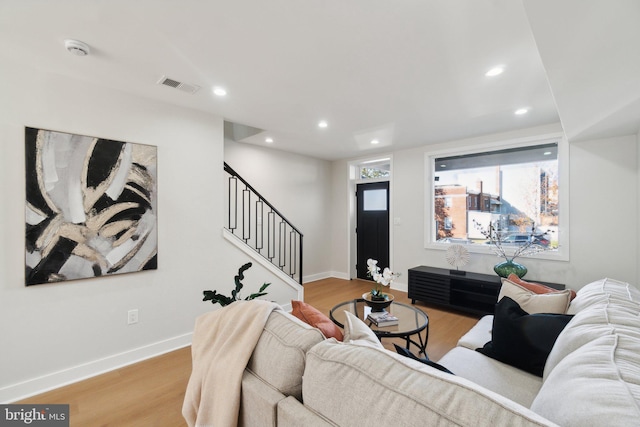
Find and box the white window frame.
[424,133,569,262]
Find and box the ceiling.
[1,1,638,160]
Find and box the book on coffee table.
[367,311,399,326]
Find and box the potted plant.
[363,259,399,311]
[202,262,270,307]
[473,220,552,278]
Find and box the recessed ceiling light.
[265,137,274,143]
[543,151,552,156]
[371,139,380,145]
[213,87,227,97]
[440,164,447,168]
[514,108,529,115]
[318,120,328,128]
[485,66,504,77]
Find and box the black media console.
[408,266,565,315]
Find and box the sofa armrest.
[277,396,337,427]
[240,369,285,427]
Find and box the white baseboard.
[0,333,192,404]
[303,271,350,283]
[327,271,350,281]
[390,280,408,293]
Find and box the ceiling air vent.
[157,76,200,94]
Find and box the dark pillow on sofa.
[393,344,454,374]
[476,296,573,377]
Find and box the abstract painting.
[25,127,158,286]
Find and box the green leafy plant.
[202,262,271,307]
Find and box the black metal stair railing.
[224,162,303,284]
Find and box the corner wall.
[0,63,257,401]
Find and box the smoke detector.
[64,39,91,56]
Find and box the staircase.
[223,163,303,286]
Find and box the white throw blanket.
[182,300,281,427]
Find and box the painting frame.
[25,127,158,286]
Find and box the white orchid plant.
[366,259,399,300]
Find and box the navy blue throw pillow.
[393,344,454,374]
[476,296,573,377]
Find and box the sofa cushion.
[477,297,573,376]
[544,293,640,379]
[247,311,326,401]
[457,314,493,350]
[343,311,383,349]
[438,346,543,408]
[498,279,571,314]
[568,277,640,314]
[240,369,284,427]
[531,334,640,427]
[506,274,576,300]
[577,277,640,302]
[303,340,557,426]
[291,300,344,341]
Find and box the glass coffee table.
[329,299,429,355]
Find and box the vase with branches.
[473,220,552,278]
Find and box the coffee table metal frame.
[329,298,429,355]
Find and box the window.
[444,217,452,230]
[358,158,390,180]
[428,140,563,253]
[363,189,387,211]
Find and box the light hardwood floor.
[17,277,480,426]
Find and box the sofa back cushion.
[247,311,325,401]
[531,334,640,427]
[543,302,640,379]
[545,278,640,378]
[303,340,556,427]
[568,277,640,313]
[533,278,640,426]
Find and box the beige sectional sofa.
[237,278,640,426]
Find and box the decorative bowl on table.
[362,292,394,312]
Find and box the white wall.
[0,63,294,402]
[566,135,638,286]
[331,127,639,292]
[328,160,351,279]
[224,140,333,282]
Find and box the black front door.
[356,181,390,279]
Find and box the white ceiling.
[1,1,638,160]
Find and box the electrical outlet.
[127,309,139,325]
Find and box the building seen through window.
[433,143,559,248]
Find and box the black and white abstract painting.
[25,127,158,286]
